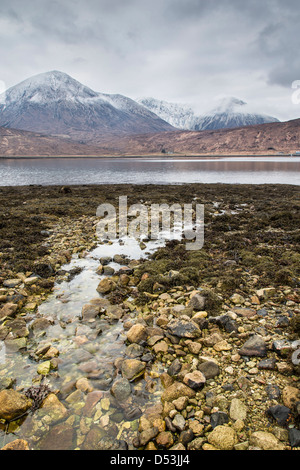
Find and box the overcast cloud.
[0,0,299,120]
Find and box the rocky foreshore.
[0,184,299,451]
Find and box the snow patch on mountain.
[137,95,280,131]
[137,97,197,130]
[0,71,174,135]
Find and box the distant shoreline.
[0,153,298,159]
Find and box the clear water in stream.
[0,236,168,449]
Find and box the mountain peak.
[0,70,175,136]
[139,95,280,131]
[211,96,247,114]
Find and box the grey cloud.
[0,0,299,120]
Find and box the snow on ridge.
[138,95,280,131]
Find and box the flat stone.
[198,361,220,380]
[258,357,277,370]
[1,439,30,450]
[38,423,75,450]
[229,398,247,421]
[250,431,285,450]
[234,307,257,318]
[0,303,18,320]
[5,337,27,352]
[238,335,267,357]
[3,279,21,288]
[153,340,169,354]
[167,318,201,339]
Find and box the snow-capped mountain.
[136,97,198,130]
[137,96,280,131]
[194,97,280,130]
[0,71,175,138]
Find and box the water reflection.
[0,156,299,186]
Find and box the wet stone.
[167,319,201,339]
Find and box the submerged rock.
[0,389,32,421]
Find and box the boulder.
[207,425,238,450]
[121,359,146,381]
[111,378,132,402]
[127,324,147,344]
[96,278,116,295]
[0,389,32,421]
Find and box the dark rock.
[216,315,238,333]
[33,263,54,278]
[267,405,292,426]
[100,256,112,266]
[275,316,290,328]
[289,428,300,448]
[210,411,229,429]
[123,406,142,421]
[257,308,268,317]
[258,357,277,370]
[238,335,267,357]
[198,361,220,380]
[266,384,281,400]
[165,416,176,432]
[167,358,182,377]
[179,429,194,445]
[167,318,201,339]
[188,293,206,311]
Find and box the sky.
[0,0,300,121]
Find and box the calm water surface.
[0,156,299,186]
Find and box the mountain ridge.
[0,71,175,139]
[1,117,300,157]
[137,96,280,131]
